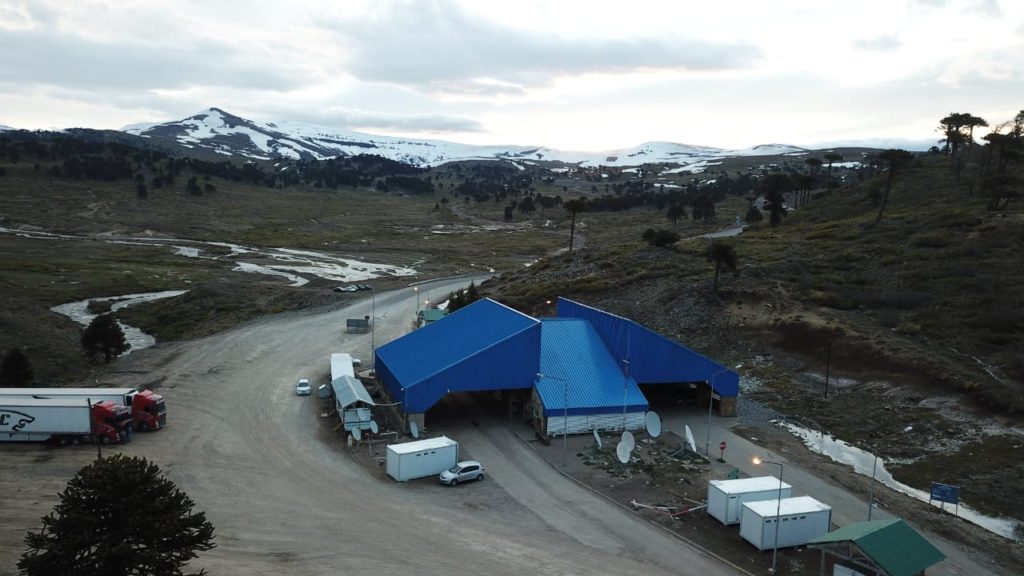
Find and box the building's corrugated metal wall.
[401,324,540,413]
[557,298,739,397]
[544,412,646,435]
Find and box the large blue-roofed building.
[374,297,739,436]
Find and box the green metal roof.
[808,519,945,576]
[419,309,447,322]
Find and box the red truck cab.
[129,390,167,431]
[92,401,133,444]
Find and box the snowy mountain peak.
[119,108,808,168]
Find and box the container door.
[727,496,738,522]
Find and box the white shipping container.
[386,436,459,482]
[330,353,355,382]
[543,412,646,436]
[707,476,793,525]
[739,496,832,551]
[0,398,95,442]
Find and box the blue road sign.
[930,482,960,505]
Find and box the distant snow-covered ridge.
[122,107,808,168]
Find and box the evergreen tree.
[18,454,216,576]
[761,174,792,227]
[665,203,686,225]
[563,199,587,252]
[824,152,843,195]
[81,314,130,363]
[186,176,201,196]
[706,242,738,291]
[0,347,35,387]
[874,149,913,225]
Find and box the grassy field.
[0,159,564,383]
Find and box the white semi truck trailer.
[0,397,132,444]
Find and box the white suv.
[295,378,312,396]
[439,461,485,485]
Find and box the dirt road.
[1,279,741,576]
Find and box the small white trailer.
[386,436,459,482]
[740,496,832,551]
[707,476,793,525]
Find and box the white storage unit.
[707,476,793,525]
[386,436,459,482]
[740,496,832,551]
[330,353,356,382]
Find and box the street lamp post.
[370,285,375,369]
[867,425,913,520]
[753,457,784,575]
[705,367,735,458]
[538,372,569,468]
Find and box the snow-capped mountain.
[0,123,15,132]
[122,108,807,167]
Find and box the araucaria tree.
[18,454,216,576]
[874,149,914,225]
[81,313,130,363]
[0,347,35,387]
[823,152,843,195]
[760,174,791,227]
[563,198,587,252]
[706,242,738,291]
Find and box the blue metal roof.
[556,298,739,397]
[536,318,648,416]
[375,298,540,413]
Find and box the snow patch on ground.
[781,421,1019,540]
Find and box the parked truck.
[0,387,167,431]
[0,397,132,444]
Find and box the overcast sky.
[1,0,1022,150]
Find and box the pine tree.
[81,314,130,363]
[707,242,738,291]
[0,347,35,387]
[18,454,216,576]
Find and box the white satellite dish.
[593,429,603,449]
[684,425,697,453]
[352,427,362,442]
[616,441,631,464]
[622,430,636,452]
[369,421,379,434]
[644,411,662,438]
[410,420,420,439]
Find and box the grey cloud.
[854,35,902,52]
[296,108,485,133]
[324,1,759,95]
[0,29,306,93]
[968,0,1002,17]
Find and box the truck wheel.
[58,436,69,446]
[139,422,149,432]
[100,435,110,445]
[71,436,81,445]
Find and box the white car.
[295,378,312,396]
[439,461,485,486]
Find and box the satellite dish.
[593,429,603,449]
[352,427,362,442]
[369,421,379,434]
[616,441,631,464]
[684,425,697,453]
[622,430,636,452]
[645,411,662,438]
[410,420,420,439]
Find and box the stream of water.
[782,421,1020,540]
